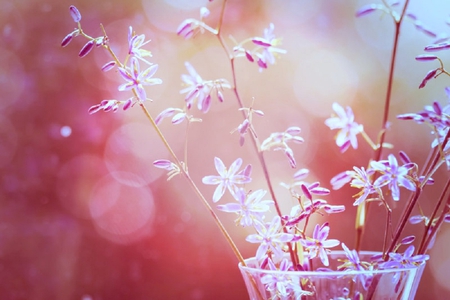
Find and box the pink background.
[1,0,450,299]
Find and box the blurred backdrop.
[1,0,450,299]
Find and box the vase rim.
[239,250,425,276]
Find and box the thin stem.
[386,188,422,254]
[418,178,450,254]
[214,2,299,268]
[138,103,246,265]
[356,0,410,253]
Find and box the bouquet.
[61,1,450,298]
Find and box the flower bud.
[252,38,271,47]
[401,235,415,245]
[79,40,95,57]
[415,54,438,61]
[101,61,116,72]
[122,98,133,111]
[424,42,450,52]
[355,4,380,18]
[245,50,254,62]
[61,33,74,47]
[293,168,309,180]
[69,5,82,23]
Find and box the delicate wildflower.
[246,216,295,262]
[118,57,162,101]
[252,23,286,71]
[370,154,416,201]
[261,258,312,299]
[180,62,230,113]
[261,127,304,168]
[380,245,429,269]
[176,10,216,39]
[202,157,252,202]
[301,223,340,266]
[217,189,273,227]
[350,167,378,206]
[153,159,181,180]
[88,100,119,114]
[155,107,189,125]
[325,103,363,153]
[233,105,264,146]
[339,243,373,290]
[128,26,152,63]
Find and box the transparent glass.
[239,251,425,300]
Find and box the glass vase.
[238,251,425,300]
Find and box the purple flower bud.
[409,215,425,224]
[239,164,252,177]
[61,32,74,47]
[310,187,330,196]
[406,13,417,21]
[433,101,443,115]
[69,5,82,23]
[339,140,351,153]
[79,40,95,58]
[323,204,345,214]
[286,126,301,135]
[285,148,296,168]
[252,38,271,47]
[238,119,250,134]
[254,109,264,116]
[245,50,254,62]
[330,171,352,190]
[257,58,267,69]
[415,54,438,61]
[355,4,379,18]
[185,88,199,103]
[155,108,178,125]
[424,42,450,52]
[301,184,312,200]
[172,112,186,124]
[401,235,415,245]
[101,61,116,72]
[444,214,450,223]
[293,168,309,180]
[215,90,224,103]
[419,176,434,185]
[398,151,411,164]
[396,113,424,122]
[122,98,133,111]
[88,104,102,114]
[153,159,175,170]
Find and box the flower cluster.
[62,2,450,299]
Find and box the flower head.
[301,223,340,266]
[370,154,416,201]
[128,26,152,63]
[217,189,273,227]
[180,62,230,113]
[246,216,294,262]
[325,103,363,152]
[202,157,252,203]
[118,57,162,101]
[380,245,429,269]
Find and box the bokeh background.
[1,0,450,299]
